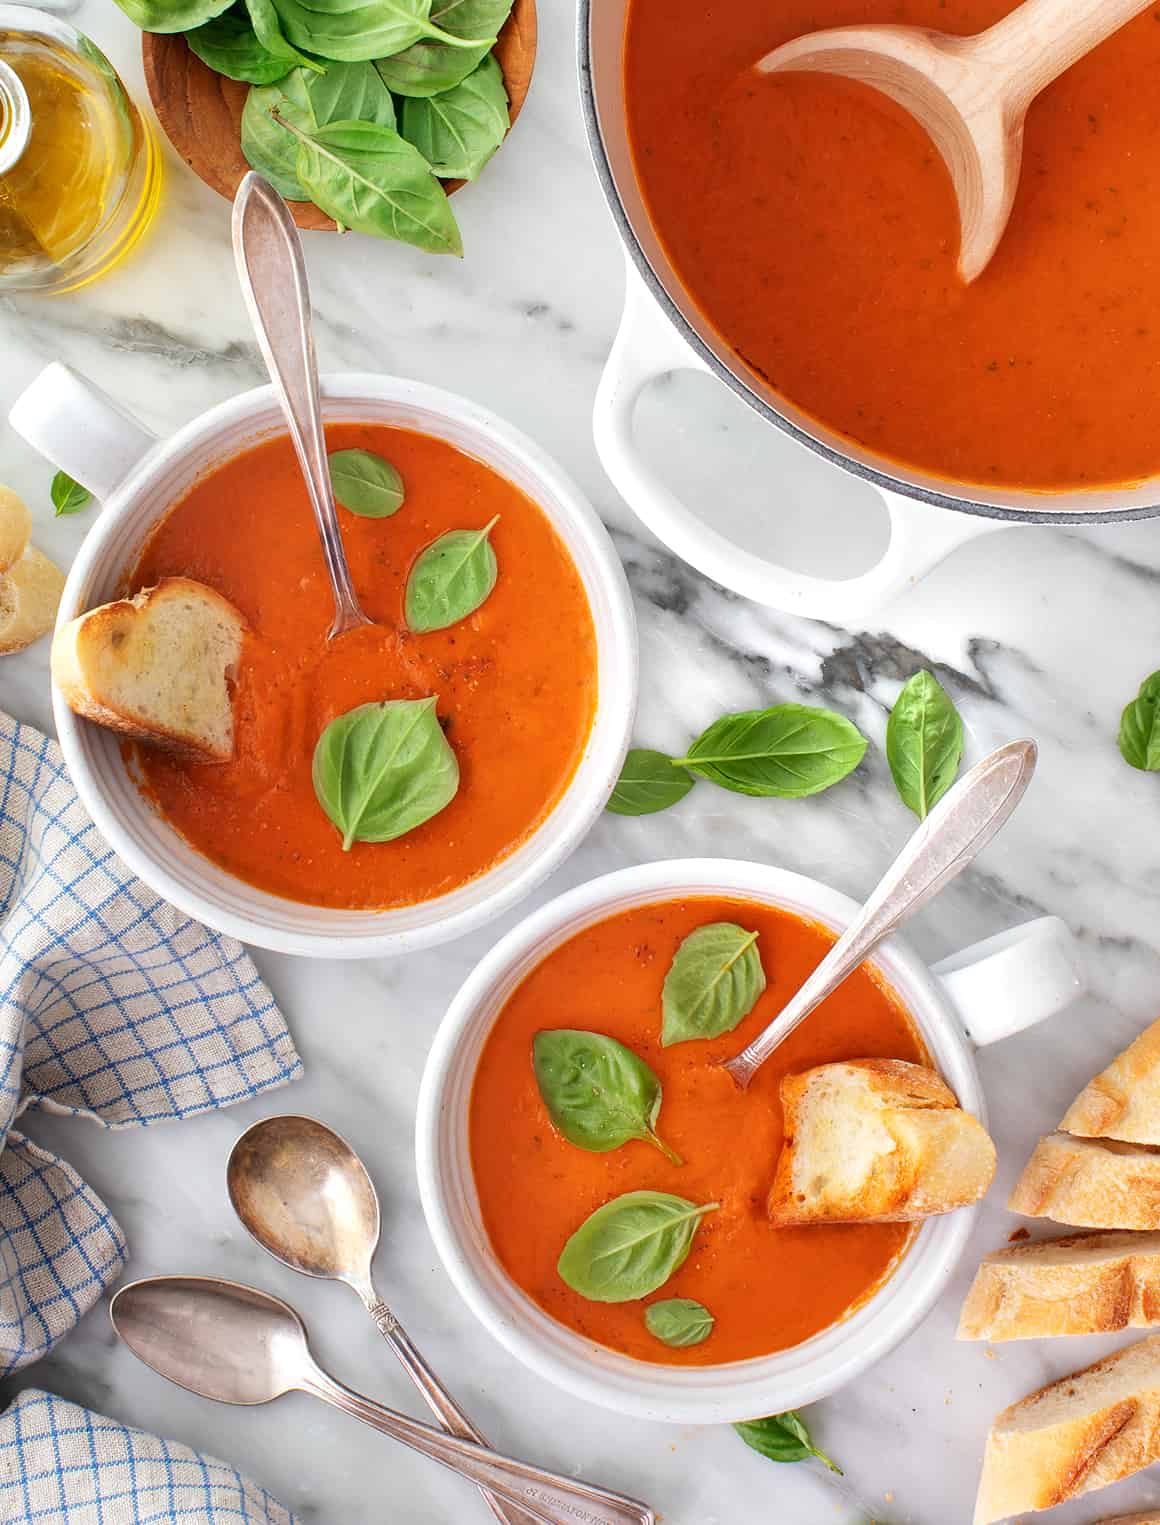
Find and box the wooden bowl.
[142,0,537,232]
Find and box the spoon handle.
[231,172,371,640]
[975,0,1154,107]
[302,1367,656,1525]
[722,738,1037,1088]
[361,1291,543,1525]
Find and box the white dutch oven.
[580,0,1160,621]
[8,362,636,959]
[417,859,1084,1423]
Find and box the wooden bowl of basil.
[141,0,536,253]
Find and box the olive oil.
[0,8,160,293]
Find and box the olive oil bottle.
[0,6,160,293]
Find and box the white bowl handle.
[931,916,1085,1047]
[8,361,157,502]
[594,255,1006,619]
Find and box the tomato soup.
[624,0,1160,490]
[130,424,597,909]
[469,897,927,1365]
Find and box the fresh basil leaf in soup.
[661,921,765,1047]
[606,748,695,817]
[1119,670,1160,771]
[533,1030,681,1164]
[644,1298,714,1348]
[399,53,508,180]
[283,117,463,253]
[886,669,964,818]
[110,0,231,33]
[312,697,458,849]
[375,0,509,97]
[405,515,498,631]
[675,703,867,798]
[242,61,395,200]
[268,0,494,65]
[50,471,92,517]
[557,1191,718,1303]
[186,7,294,82]
[734,1411,842,1474]
[328,449,405,517]
[241,0,323,69]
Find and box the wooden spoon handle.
[975,0,1155,108]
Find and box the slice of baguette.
[51,577,246,762]
[975,1333,1160,1523]
[0,486,31,572]
[1062,1016,1160,1143]
[1009,1133,1160,1230]
[0,547,65,654]
[767,1058,997,1226]
[958,1231,1160,1341]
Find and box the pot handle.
[931,916,1085,1048]
[593,256,1006,620]
[8,362,157,502]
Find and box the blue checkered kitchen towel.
[0,709,304,1521]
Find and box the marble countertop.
[6,4,1160,1521]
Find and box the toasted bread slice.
[767,1058,996,1226]
[959,1231,1160,1341]
[1009,1133,1160,1230]
[975,1334,1160,1523]
[51,577,245,762]
[1062,1016,1160,1143]
[0,547,65,654]
[0,486,31,573]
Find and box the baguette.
[1062,1015,1160,1143]
[51,577,246,762]
[975,1334,1160,1523]
[767,1058,996,1225]
[0,547,65,655]
[1009,1133,1160,1230]
[0,485,30,572]
[958,1231,1160,1341]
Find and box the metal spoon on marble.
[722,737,1037,1089]
[227,1114,540,1525]
[111,1275,655,1525]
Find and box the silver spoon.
[227,1115,538,1525]
[722,737,1037,1088]
[232,172,373,640]
[110,1276,656,1525]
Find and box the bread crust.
[1010,1134,1160,1230]
[1092,1514,1160,1524]
[1062,1015,1160,1143]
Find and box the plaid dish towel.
[0,709,303,1374]
[0,1389,299,1523]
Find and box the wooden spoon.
[755,0,1153,282]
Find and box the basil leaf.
[286,117,463,254]
[675,703,867,798]
[242,0,323,70]
[269,0,494,65]
[329,448,405,517]
[50,471,92,517]
[111,0,232,34]
[405,515,498,631]
[644,1298,714,1348]
[661,922,765,1047]
[187,7,294,82]
[557,1191,718,1303]
[533,1030,681,1165]
[886,670,963,818]
[399,53,508,181]
[243,62,395,201]
[312,697,458,849]
[734,1411,842,1474]
[1120,670,1160,772]
[375,0,510,97]
[606,748,695,817]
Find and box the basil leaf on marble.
[374,0,510,96]
[607,749,695,817]
[533,1030,681,1165]
[557,1191,718,1303]
[674,704,867,798]
[312,697,458,849]
[269,0,494,65]
[644,1298,714,1348]
[187,7,294,81]
[1119,671,1160,772]
[243,61,396,200]
[399,53,508,180]
[329,448,405,517]
[661,922,765,1047]
[734,1411,842,1474]
[405,515,498,631]
[50,472,92,517]
[111,0,231,35]
[886,670,964,818]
